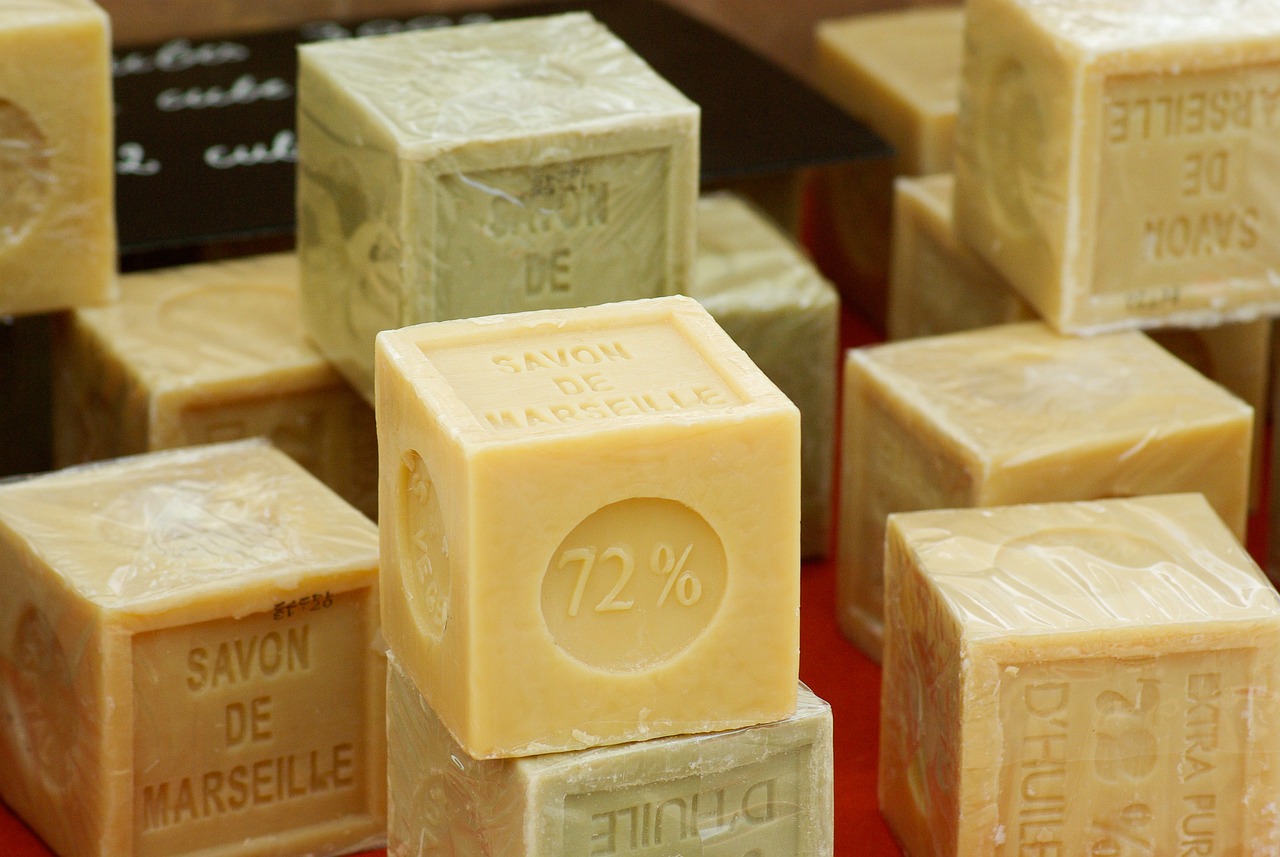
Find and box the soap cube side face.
[0,443,385,857]
[297,14,699,401]
[882,497,1280,856]
[378,297,800,758]
[52,255,380,520]
[837,350,976,660]
[887,173,1036,341]
[388,653,833,857]
[957,0,1280,332]
[0,1,115,317]
[692,193,840,559]
[953,0,1075,329]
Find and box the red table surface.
[3,186,1273,855]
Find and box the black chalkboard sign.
[113,0,888,257]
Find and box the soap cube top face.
[299,13,697,155]
[854,322,1251,475]
[814,6,963,173]
[0,440,383,857]
[957,0,1280,332]
[882,494,1280,856]
[376,296,800,757]
[388,651,833,857]
[0,440,378,614]
[71,253,323,392]
[0,0,114,317]
[379,295,795,447]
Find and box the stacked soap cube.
[374,294,833,855]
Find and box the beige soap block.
[890,172,1271,510]
[880,494,1280,857]
[298,12,699,401]
[52,252,378,520]
[839,321,1253,661]
[387,653,833,857]
[692,193,839,559]
[956,0,1280,333]
[810,5,963,326]
[376,295,800,758]
[0,0,115,317]
[0,440,384,857]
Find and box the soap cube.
[387,654,833,857]
[298,12,699,400]
[956,0,1280,332]
[376,295,800,758]
[810,5,963,325]
[691,193,840,558]
[52,253,378,519]
[881,495,1280,856]
[890,173,1270,509]
[839,322,1252,660]
[0,0,115,317]
[0,440,385,857]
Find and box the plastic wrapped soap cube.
[839,321,1253,661]
[0,441,385,857]
[955,0,1280,332]
[52,252,377,519]
[388,652,833,857]
[376,295,800,758]
[297,11,699,400]
[881,494,1280,856]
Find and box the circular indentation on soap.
[399,450,449,642]
[995,526,1177,596]
[541,498,727,672]
[978,59,1044,237]
[0,98,52,251]
[0,607,77,791]
[157,283,300,364]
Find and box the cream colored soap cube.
[891,173,1270,509]
[839,322,1252,660]
[0,441,385,857]
[956,0,1280,332]
[376,295,800,758]
[52,253,378,519]
[881,495,1280,857]
[0,0,115,317]
[810,5,963,326]
[692,193,840,558]
[387,654,833,857]
[298,12,699,401]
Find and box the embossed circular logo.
[0,98,51,251]
[541,498,727,672]
[399,450,449,642]
[0,607,77,791]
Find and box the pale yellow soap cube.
[881,495,1280,857]
[387,653,833,857]
[692,193,840,558]
[890,172,1270,509]
[839,322,1252,660]
[0,441,385,857]
[810,5,963,326]
[52,253,378,519]
[956,0,1280,332]
[0,0,115,316]
[298,12,699,401]
[376,295,800,758]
